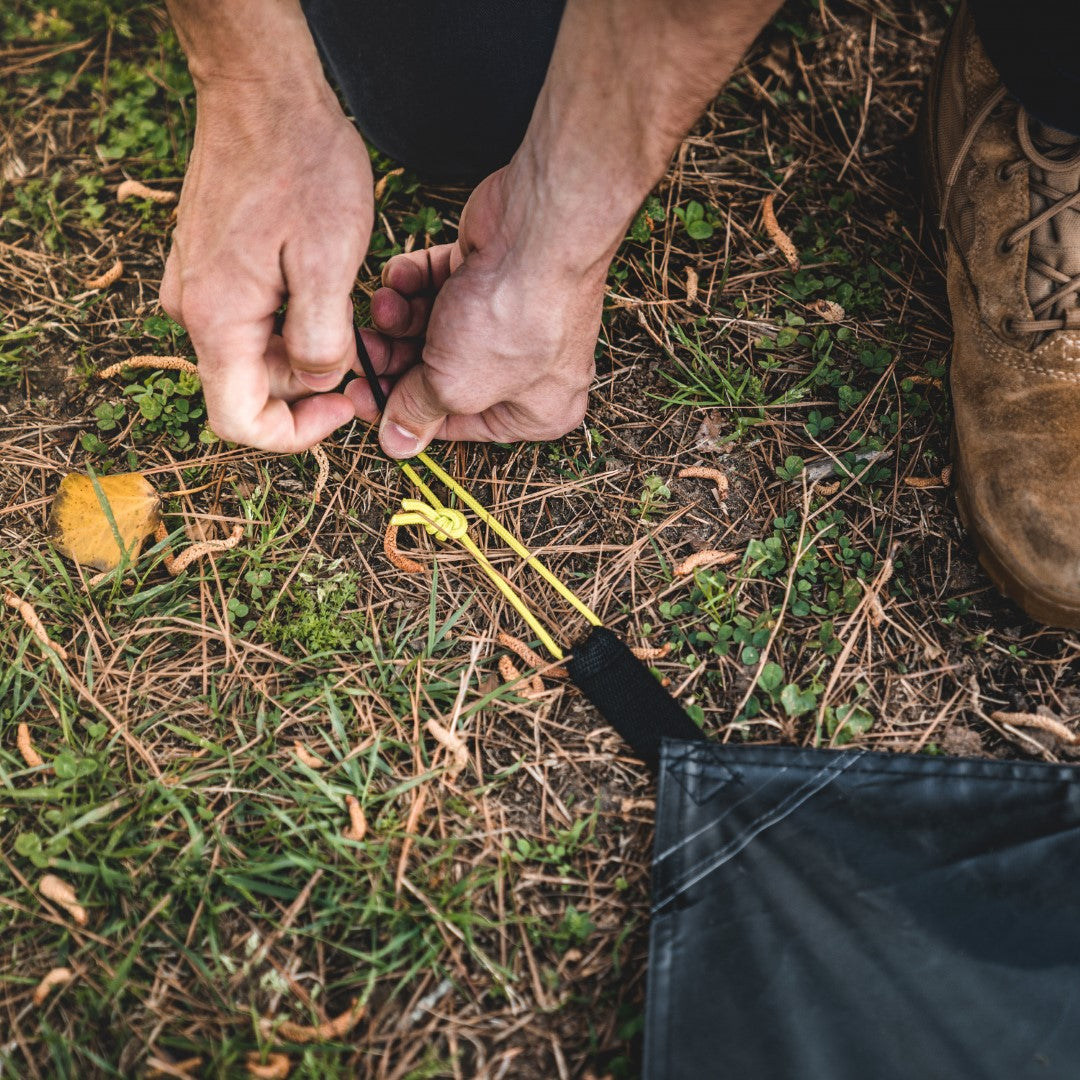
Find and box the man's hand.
[350,168,603,455]
[161,0,370,452]
[355,0,783,459]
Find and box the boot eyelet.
[995,162,1015,183]
[996,234,1015,256]
[1000,316,1022,341]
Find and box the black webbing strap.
[566,626,705,773]
[354,321,389,412]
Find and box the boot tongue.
[1027,121,1080,324]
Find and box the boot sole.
[950,426,1080,628]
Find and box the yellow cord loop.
[390,499,468,541]
[414,452,602,629]
[389,455,605,662]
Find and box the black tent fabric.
[645,740,1080,1080]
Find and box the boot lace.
[940,86,1080,335]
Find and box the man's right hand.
[161,1,373,452]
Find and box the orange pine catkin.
[762,193,801,271]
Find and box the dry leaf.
[49,472,161,572]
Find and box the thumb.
[379,363,447,458]
[282,285,356,392]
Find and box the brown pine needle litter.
[497,630,568,679]
[4,590,68,661]
[245,1053,291,1079]
[991,712,1080,745]
[16,722,44,768]
[293,743,324,769]
[116,178,176,204]
[99,355,199,380]
[425,718,469,778]
[343,795,367,842]
[39,875,87,926]
[675,550,740,576]
[384,523,424,573]
[761,192,801,271]
[676,465,729,499]
[154,522,244,575]
[32,967,74,1006]
[83,259,123,290]
[260,998,365,1044]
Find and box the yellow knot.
[390,498,468,542]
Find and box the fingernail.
[296,370,344,391]
[380,421,421,458]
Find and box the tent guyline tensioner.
[351,321,704,770]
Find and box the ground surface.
[3,1,1080,1077]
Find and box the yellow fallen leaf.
[48,473,161,571]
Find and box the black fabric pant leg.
[969,0,1080,135]
[300,0,566,182]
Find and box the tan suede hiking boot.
[922,3,1080,627]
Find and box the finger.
[380,244,458,296]
[193,317,354,452]
[377,363,451,458]
[280,246,359,391]
[370,287,431,338]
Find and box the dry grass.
[4,1,1080,1077]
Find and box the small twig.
[154,522,243,575]
[116,179,176,204]
[310,443,329,504]
[39,875,87,926]
[4,590,68,661]
[384,523,424,574]
[32,967,73,1005]
[674,550,739,576]
[83,258,123,290]
[425,718,469,779]
[343,795,367,842]
[16,722,44,768]
[761,193,801,271]
[676,465,729,499]
[98,355,198,380]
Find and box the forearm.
[165,0,330,103]
[503,0,783,273]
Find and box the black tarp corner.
[645,740,1080,1080]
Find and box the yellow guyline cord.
[390,452,603,662]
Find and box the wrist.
[167,0,329,100]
